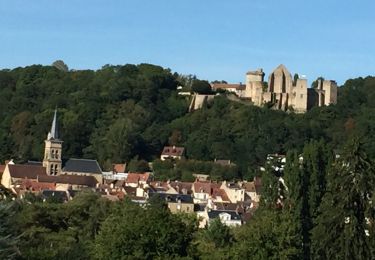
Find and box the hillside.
[1,64,375,174]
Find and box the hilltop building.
[211,64,338,113]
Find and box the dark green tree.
[191,79,212,94]
[311,138,375,259]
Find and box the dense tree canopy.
[1,64,375,258]
[1,64,375,179]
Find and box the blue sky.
[0,1,374,85]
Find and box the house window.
[50,165,54,175]
[54,164,58,174]
[55,150,59,159]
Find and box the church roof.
[8,164,46,179]
[38,174,98,187]
[63,159,102,174]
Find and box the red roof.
[126,173,150,184]
[113,163,126,173]
[8,164,46,179]
[20,179,55,191]
[193,181,220,195]
[212,188,230,202]
[38,174,98,187]
[169,181,193,194]
[161,146,184,157]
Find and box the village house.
[160,146,185,161]
[242,177,262,203]
[149,192,195,214]
[192,180,221,203]
[125,172,151,188]
[199,209,242,227]
[210,83,245,97]
[220,181,245,203]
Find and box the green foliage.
[0,64,187,166]
[152,159,240,181]
[6,191,111,259]
[194,219,234,259]
[191,79,212,94]
[94,199,195,259]
[311,138,375,259]
[233,208,302,260]
[127,157,151,172]
[0,202,20,259]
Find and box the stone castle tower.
[244,64,337,113]
[42,109,63,175]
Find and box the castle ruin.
[211,64,338,113]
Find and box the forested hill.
[1,64,375,174]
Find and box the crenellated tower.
[42,109,63,175]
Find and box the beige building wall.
[322,80,338,105]
[245,69,264,104]
[268,65,293,94]
[168,202,194,214]
[292,78,308,112]
[220,182,245,203]
[1,165,11,189]
[43,139,62,176]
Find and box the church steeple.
[47,108,59,140]
[43,108,63,175]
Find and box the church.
[1,109,102,191]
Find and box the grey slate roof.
[63,159,102,174]
[149,192,194,204]
[207,210,241,221]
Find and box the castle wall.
[292,79,308,112]
[322,80,338,105]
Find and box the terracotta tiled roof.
[20,179,55,191]
[0,165,6,173]
[242,182,256,192]
[169,181,193,194]
[113,163,126,173]
[123,186,137,196]
[38,174,98,187]
[193,181,220,195]
[0,164,5,180]
[212,188,230,202]
[8,164,46,179]
[126,173,150,184]
[161,146,184,157]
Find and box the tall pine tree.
[311,138,375,259]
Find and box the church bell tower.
[43,109,63,175]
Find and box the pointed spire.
[48,108,59,140]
